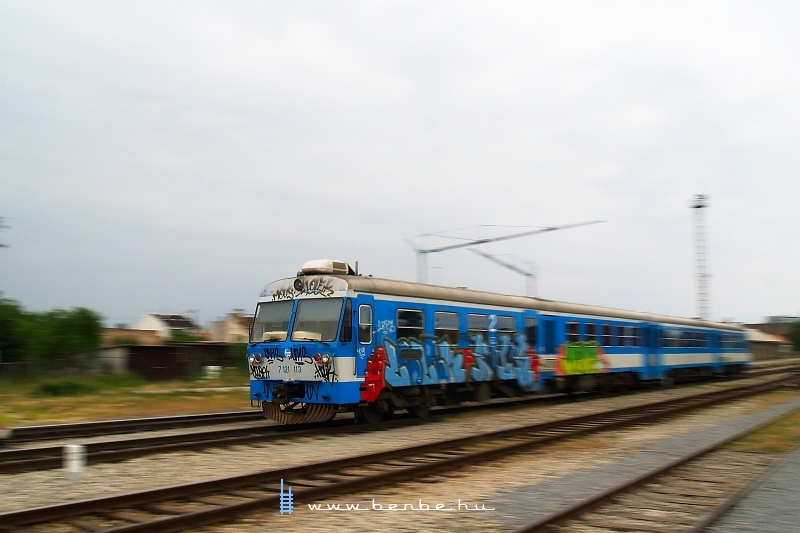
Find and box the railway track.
[0,416,422,474]
[0,376,786,532]
[513,427,785,532]
[0,390,592,474]
[8,362,796,445]
[2,366,797,474]
[4,410,265,444]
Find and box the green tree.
[169,329,203,343]
[788,320,800,352]
[5,305,103,363]
[0,297,27,363]
[43,308,103,363]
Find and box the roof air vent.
[299,259,355,275]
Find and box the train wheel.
[355,404,384,424]
[472,382,490,403]
[407,403,431,419]
[263,402,336,424]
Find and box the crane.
[406,220,603,283]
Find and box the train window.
[434,311,459,345]
[631,326,641,347]
[250,300,293,342]
[340,299,353,342]
[619,326,633,347]
[586,323,596,343]
[358,304,372,344]
[721,334,729,349]
[720,333,745,350]
[497,315,516,340]
[662,329,680,348]
[525,317,537,347]
[397,309,424,340]
[467,314,489,342]
[567,322,580,343]
[608,325,618,347]
[602,324,611,347]
[292,298,344,342]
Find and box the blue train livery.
[247,260,751,424]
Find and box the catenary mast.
[690,194,710,320]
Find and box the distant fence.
[0,343,248,381]
[0,360,68,378]
[125,343,241,380]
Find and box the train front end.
[247,261,361,424]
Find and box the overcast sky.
[2,1,798,327]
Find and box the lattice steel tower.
[690,194,710,320]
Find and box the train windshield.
[292,298,344,342]
[251,300,293,342]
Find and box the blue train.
[247,259,751,424]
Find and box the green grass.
[730,407,800,453]
[0,368,253,426]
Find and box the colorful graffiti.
[556,342,611,376]
[375,322,539,392]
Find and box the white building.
[134,313,200,340]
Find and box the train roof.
[302,273,744,332]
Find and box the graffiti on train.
[377,329,537,391]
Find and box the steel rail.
[511,394,795,531]
[3,365,796,475]
[0,390,595,474]
[7,363,795,445]
[0,416,426,474]
[0,376,786,532]
[683,448,798,533]
[6,410,264,443]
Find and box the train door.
[709,330,721,372]
[519,311,541,391]
[645,324,661,380]
[523,311,538,351]
[538,315,558,375]
[354,295,374,378]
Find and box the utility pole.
[690,194,710,320]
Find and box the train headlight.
[314,353,331,365]
[248,354,263,364]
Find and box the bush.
[789,321,800,352]
[34,380,99,396]
[229,343,249,369]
